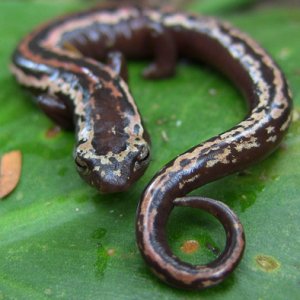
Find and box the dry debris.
[0,150,22,199]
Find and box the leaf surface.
[0,1,299,299]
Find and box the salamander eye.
[137,145,150,164]
[75,156,90,175]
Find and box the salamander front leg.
[36,93,73,130]
[143,23,177,79]
[106,51,129,83]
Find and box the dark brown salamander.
[10,5,292,290]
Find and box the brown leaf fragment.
[0,150,22,199]
[45,126,61,138]
[180,240,200,254]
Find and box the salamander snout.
[74,143,151,193]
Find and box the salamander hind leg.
[106,51,129,83]
[143,23,177,79]
[36,93,73,130]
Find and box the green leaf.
[187,0,257,14]
[0,2,299,299]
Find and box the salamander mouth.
[91,168,132,193]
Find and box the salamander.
[10,5,292,290]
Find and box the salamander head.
[73,65,151,193]
[74,134,150,193]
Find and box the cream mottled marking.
[266,126,275,134]
[178,174,200,190]
[280,114,292,131]
[266,136,277,143]
[10,64,84,105]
